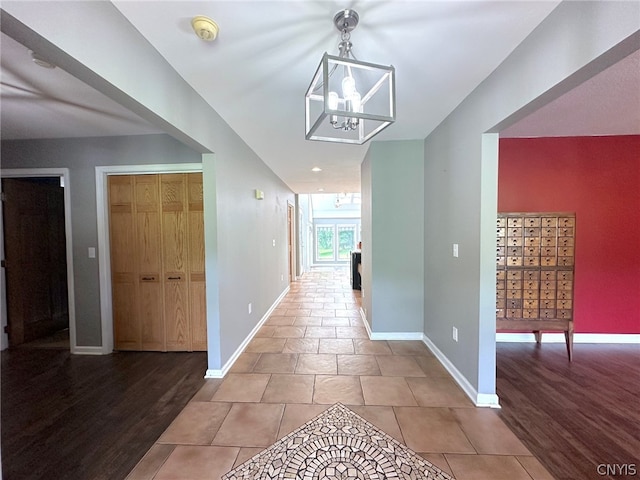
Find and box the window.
[315,223,357,262]
[315,225,335,261]
[338,225,356,260]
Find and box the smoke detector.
[191,15,219,41]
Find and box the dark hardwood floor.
[1,347,207,480]
[497,342,640,480]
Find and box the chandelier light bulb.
[342,76,357,96]
[349,92,361,113]
[328,91,340,110]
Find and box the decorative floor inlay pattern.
[223,403,453,480]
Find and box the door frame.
[95,163,203,354]
[0,168,77,352]
[287,202,295,283]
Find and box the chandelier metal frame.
[305,9,396,144]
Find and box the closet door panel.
[135,175,162,272]
[162,174,190,350]
[109,176,141,350]
[112,274,139,349]
[162,174,187,273]
[164,276,189,351]
[190,279,207,351]
[134,175,164,350]
[187,173,207,350]
[139,276,164,350]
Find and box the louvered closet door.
[109,173,206,352]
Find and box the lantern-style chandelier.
[305,9,396,144]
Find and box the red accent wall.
[498,135,640,334]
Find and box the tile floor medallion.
[222,403,453,480]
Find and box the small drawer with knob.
[524,227,541,237]
[540,237,556,247]
[557,309,572,319]
[524,237,541,247]
[506,308,523,318]
[558,217,575,228]
[524,217,541,228]
[540,309,556,319]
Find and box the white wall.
[296,194,312,276]
[1,2,295,372]
[1,135,201,347]
[361,140,425,336]
[423,1,639,402]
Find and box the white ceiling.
[0,32,163,139]
[501,47,640,138]
[1,1,638,194]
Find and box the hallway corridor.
[127,268,552,480]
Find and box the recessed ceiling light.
[318,188,325,192]
[311,167,322,172]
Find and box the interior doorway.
[1,174,73,349]
[95,163,203,355]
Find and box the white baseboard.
[360,307,371,336]
[204,368,224,378]
[71,346,105,355]
[370,331,424,341]
[496,333,640,344]
[204,286,290,379]
[360,312,500,408]
[422,334,501,409]
[359,308,422,341]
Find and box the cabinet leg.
[564,329,574,361]
[533,330,542,344]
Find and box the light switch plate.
[453,244,459,257]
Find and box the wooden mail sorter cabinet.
[496,212,575,360]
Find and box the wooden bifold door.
[108,173,206,352]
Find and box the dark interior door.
[2,178,69,346]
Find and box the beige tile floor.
[127,268,554,480]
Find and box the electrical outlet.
[452,326,458,342]
[272,239,276,247]
[248,303,252,314]
[453,243,459,257]
[281,274,284,281]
